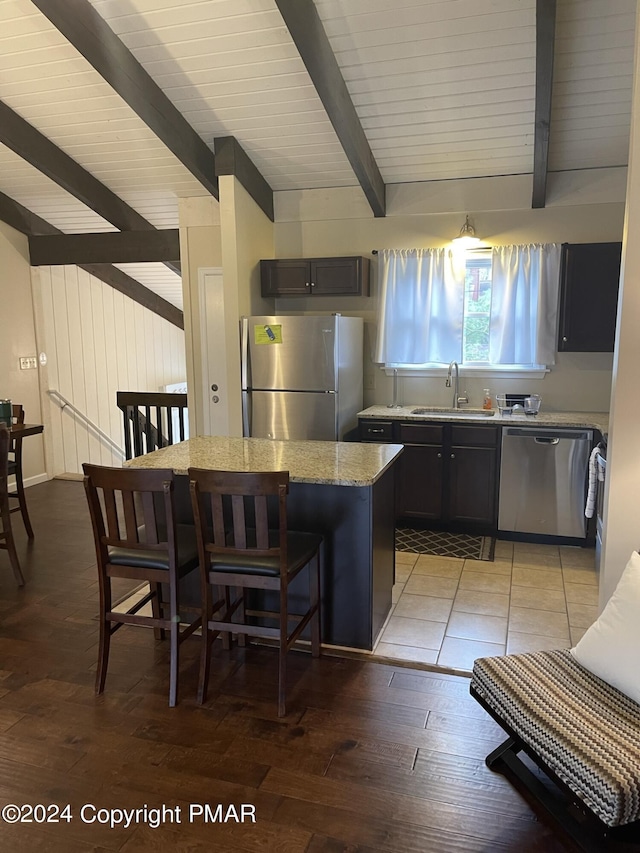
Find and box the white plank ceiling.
[0,0,636,310]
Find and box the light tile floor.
[373,540,599,672]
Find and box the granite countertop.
[125,435,403,487]
[358,405,609,435]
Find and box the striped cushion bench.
[471,649,640,848]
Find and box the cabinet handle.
[310,282,316,288]
[437,452,442,458]
[562,336,568,342]
[450,453,455,459]
[370,428,384,434]
[305,282,310,288]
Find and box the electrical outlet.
[19,356,37,370]
[364,373,376,391]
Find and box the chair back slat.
[103,488,119,540]
[210,493,226,545]
[254,495,269,550]
[231,494,247,549]
[122,490,139,542]
[141,492,158,544]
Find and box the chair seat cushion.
[108,523,198,572]
[211,530,322,577]
[472,648,640,827]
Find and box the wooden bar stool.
[83,463,201,707]
[0,425,24,586]
[8,404,34,539]
[188,468,322,717]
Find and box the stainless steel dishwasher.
[498,426,593,538]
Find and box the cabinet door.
[396,444,444,521]
[558,243,621,352]
[447,446,497,529]
[260,259,311,297]
[311,257,370,295]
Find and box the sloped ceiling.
[0,0,636,312]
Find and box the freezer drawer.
[498,427,592,538]
[247,390,337,441]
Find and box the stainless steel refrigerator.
[241,314,363,441]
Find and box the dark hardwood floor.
[0,480,589,851]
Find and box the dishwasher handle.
[535,437,559,445]
[503,427,593,441]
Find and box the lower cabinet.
[448,443,497,527]
[359,419,499,532]
[397,441,444,521]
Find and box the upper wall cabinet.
[558,242,622,352]
[260,256,370,297]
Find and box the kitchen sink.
[410,407,495,418]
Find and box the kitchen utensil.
[524,394,542,415]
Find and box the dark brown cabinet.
[395,423,444,521]
[261,256,370,297]
[359,419,499,532]
[558,242,621,352]
[448,426,498,527]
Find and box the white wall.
[600,11,640,606]
[218,176,274,436]
[178,196,223,436]
[0,222,46,486]
[271,169,625,413]
[33,265,187,475]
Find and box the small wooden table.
[10,423,44,440]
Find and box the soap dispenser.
[482,389,492,410]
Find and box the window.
[462,252,492,364]
[374,244,561,374]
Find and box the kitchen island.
[126,435,403,650]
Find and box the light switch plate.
[19,356,37,370]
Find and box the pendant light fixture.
[452,215,481,247]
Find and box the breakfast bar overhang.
[126,436,403,650]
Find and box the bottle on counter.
[482,389,492,410]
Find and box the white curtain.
[374,248,464,364]
[489,243,561,366]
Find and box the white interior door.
[198,268,231,436]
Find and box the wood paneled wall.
[34,265,186,475]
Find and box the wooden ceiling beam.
[0,190,183,329]
[0,99,181,276]
[274,0,386,218]
[30,1,274,220]
[29,0,219,200]
[214,137,274,221]
[532,0,557,209]
[29,230,180,266]
[0,100,156,233]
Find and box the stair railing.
[47,390,125,460]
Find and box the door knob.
[212,395,219,403]
[211,383,218,391]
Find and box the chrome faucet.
[445,361,468,408]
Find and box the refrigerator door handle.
[242,390,250,437]
[240,316,249,391]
